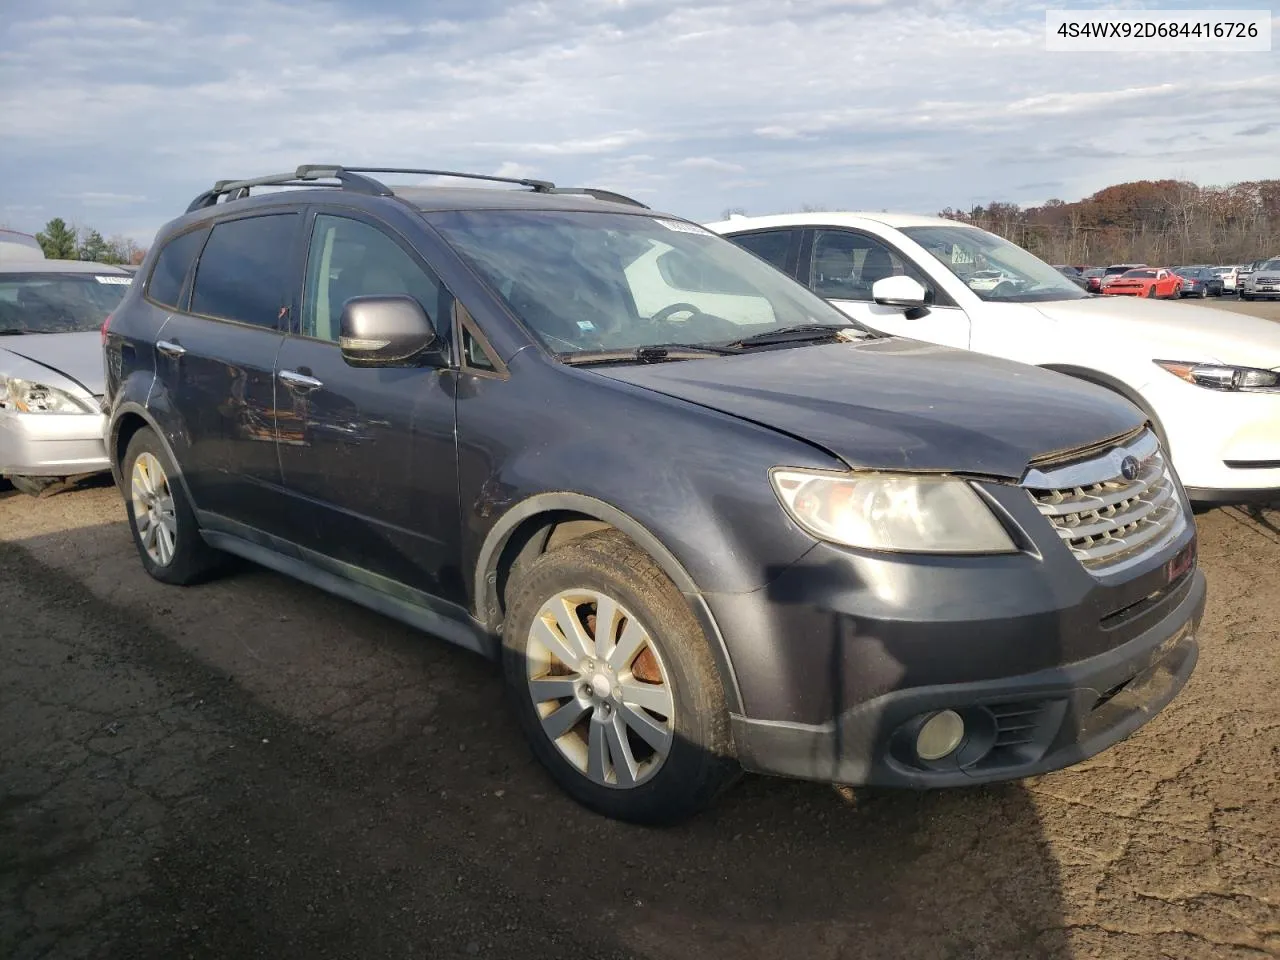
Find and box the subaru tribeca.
[102,165,1204,823]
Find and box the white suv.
[708,213,1280,505]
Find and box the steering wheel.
[650,302,706,324]
[991,280,1019,298]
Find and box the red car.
[1102,267,1182,299]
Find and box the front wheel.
[1146,285,1157,298]
[1199,287,1208,299]
[123,428,223,585]
[502,530,739,824]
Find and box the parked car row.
[6,164,1271,824]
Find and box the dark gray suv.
[103,165,1205,823]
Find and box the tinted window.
[731,230,794,273]
[302,215,443,342]
[0,272,130,334]
[190,214,298,328]
[146,228,206,309]
[810,230,923,301]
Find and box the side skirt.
[197,512,496,660]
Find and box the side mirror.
[872,275,928,310]
[339,295,439,368]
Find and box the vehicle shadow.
[2,518,1070,960]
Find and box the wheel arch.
[474,492,744,713]
[108,402,197,505]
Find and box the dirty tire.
[502,529,740,824]
[123,427,223,586]
[9,475,59,497]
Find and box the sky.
[1,0,1278,244]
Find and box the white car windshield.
[1262,260,1280,272]
[899,225,1090,303]
[0,272,131,334]
[431,210,864,356]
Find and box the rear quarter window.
[146,228,208,310]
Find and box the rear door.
[152,212,300,532]
[799,228,971,348]
[270,208,461,599]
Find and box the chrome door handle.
[278,369,323,392]
[156,340,186,358]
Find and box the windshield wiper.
[725,324,867,349]
[559,343,739,366]
[0,329,35,336]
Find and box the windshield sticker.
[576,320,597,332]
[95,275,132,285]
[652,218,713,236]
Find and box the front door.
[272,210,462,600]
[805,228,972,349]
[153,212,299,532]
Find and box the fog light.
[916,709,965,761]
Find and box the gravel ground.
[2,296,1278,959]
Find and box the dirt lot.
[3,297,1279,960]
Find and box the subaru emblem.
[1120,455,1140,481]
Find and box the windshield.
[430,210,861,357]
[1262,260,1280,271]
[899,225,1089,303]
[1124,270,1157,279]
[0,272,130,334]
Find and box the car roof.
[162,185,677,241]
[705,211,958,231]
[0,259,131,276]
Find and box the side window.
[810,230,923,302]
[146,228,207,310]
[190,214,298,327]
[302,214,443,343]
[730,229,795,274]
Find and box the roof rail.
[308,165,557,193]
[545,187,650,209]
[185,164,649,213]
[185,166,393,213]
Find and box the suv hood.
[1032,297,1280,369]
[0,331,104,397]
[591,338,1144,479]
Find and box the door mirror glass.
[872,275,928,309]
[339,295,438,367]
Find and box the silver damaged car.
[0,259,132,495]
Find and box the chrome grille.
[1022,429,1186,574]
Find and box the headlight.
[770,469,1017,554]
[1154,360,1280,392]
[0,375,95,414]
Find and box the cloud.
[0,0,1277,242]
[674,157,745,173]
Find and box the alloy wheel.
[526,589,675,789]
[130,452,178,566]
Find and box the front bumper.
[731,567,1204,788]
[0,410,110,477]
[1150,378,1280,496]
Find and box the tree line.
[939,179,1280,267]
[30,218,147,265]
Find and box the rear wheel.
[123,428,223,585]
[502,529,739,824]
